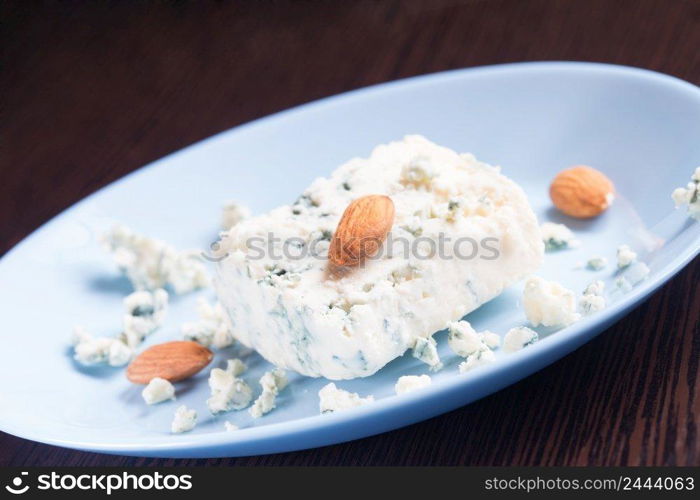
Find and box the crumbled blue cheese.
[579,294,605,315]
[458,346,496,373]
[182,298,234,349]
[540,222,579,251]
[412,337,443,371]
[615,262,650,291]
[222,201,252,230]
[225,358,247,377]
[400,156,437,189]
[616,245,637,269]
[102,225,209,294]
[523,276,580,327]
[583,280,605,297]
[250,368,288,418]
[586,256,608,271]
[214,136,544,379]
[224,422,239,432]
[171,405,197,433]
[121,288,168,348]
[318,383,374,413]
[446,321,483,357]
[503,326,539,352]
[206,363,253,414]
[395,374,432,395]
[141,377,175,405]
[481,331,501,349]
[671,167,700,220]
[449,321,501,373]
[580,280,606,315]
[72,326,132,367]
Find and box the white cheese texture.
[395,374,432,395]
[482,331,501,349]
[121,288,168,348]
[671,167,700,220]
[102,225,209,294]
[412,337,443,371]
[142,377,175,405]
[222,201,252,230]
[214,136,543,379]
[250,368,288,418]
[586,257,608,271]
[616,245,637,269]
[503,326,539,352]
[447,320,499,373]
[206,360,253,414]
[72,326,132,367]
[182,298,235,349]
[616,262,650,291]
[580,280,606,315]
[523,276,580,327]
[540,222,579,251]
[318,383,374,413]
[458,348,496,373]
[171,405,197,433]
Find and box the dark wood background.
[1,0,699,466]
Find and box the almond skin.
[550,165,615,218]
[329,195,395,268]
[127,341,213,384]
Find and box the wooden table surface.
[1,0,699,466]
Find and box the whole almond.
[329,194,395,268]
[127,341,213,384]
[550,165,615,218]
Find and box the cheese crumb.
[395,375,432,395]
[482,331,501,349]
[171,405,197,433]
[319,383,374,413]
[580,294,605,315]
[72,326,132,367]
[540,222,579,251]
[206,365,253,414]
[616,262,650,291]
[225,358,247,377]
[671,167,700,220]
[446,320,499,371]
[580,280,606,315]
[523,276,580,327]
[249,368,288,418]
[458,347,496,372]
[224,422,239,432]
[412,337,443,371]
[222,201,252,230]
[142,377,175,405]
[586,256,608,271]
[102,225,209,294]
[503,326,539,352]
[446,321,482,357]
[182,298,235,349]
[121,288,168,348]
[616,245,637,269]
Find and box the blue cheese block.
[214,136,543,379]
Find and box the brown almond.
[328,194,395,268]
[550,165,615,218]
[127,341,213,384]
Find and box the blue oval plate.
[0,62,698,458]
